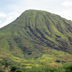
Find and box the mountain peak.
[1,10,72,71]
[0,9,72,56]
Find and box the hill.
[0,9,72,71]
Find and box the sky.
[0,0,72,28]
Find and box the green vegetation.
[0,69,5,72]
[1,62,72,72]
[0,9,72,71]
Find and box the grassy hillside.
[0,10,72,54]
[0,9,72,71]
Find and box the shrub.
[61,62,72,72]
[31,66,45,72]
[14,69,23,72]
[55,59,61,63]
[2,57,15,67]
[10,65,18,72]
[31,65,60,72]
[0,69,5,72]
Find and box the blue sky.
[0,0,72,28]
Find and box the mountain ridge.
[0,10,72,58]
[0,10,72,54]
[0,10,72,71]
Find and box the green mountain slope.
[0,10,72,54]
[0,10,72,71]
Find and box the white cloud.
[8,0,59,13]
[0,11,20,28]
[0,20,1,23]
[0,12,6,17]
[0,0,72,28]
[50,9,72,20]
[62,1,72,7]
[8,10,20,18]
[25,0,49,11]
[0,16,13,28]
[8,4,26,14]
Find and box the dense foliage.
[0,9,72,72]
[1,62,72,72]
[0,10,72,57]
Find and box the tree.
[10,65,18,72]
[61,62,72,72]
[0,69,5,72]
[14,69,23,72]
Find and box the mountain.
[0,9,72,54]
[0,10,72,71]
